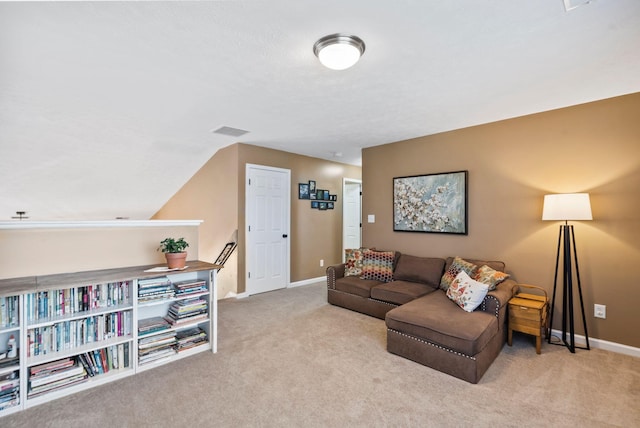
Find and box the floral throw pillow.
[360,250,395,283]
[474,265,510,291]
[344,248,366,277]
[446,271,489,312]
[439,257,479,291]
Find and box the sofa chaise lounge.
[326,251,517,383]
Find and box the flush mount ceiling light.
[313,33,365,70]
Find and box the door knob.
[282,234,288,238]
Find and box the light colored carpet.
[3,282,639,427]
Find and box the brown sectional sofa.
[326,253,517,383]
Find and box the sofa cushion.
[371,280,436,305]
[439,257,479,291]
[385,291,498,356]
[393,254,445,288]
[474,264,510,291]
[444,257,505,274]
[446,271,489,312]
[361,249,395,282]
[344,248,367,277]
[334,276,382,298]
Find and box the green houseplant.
[158,237,189,269]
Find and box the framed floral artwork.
[393,170,468,234]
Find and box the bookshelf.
[135,269,214,371]
[0,261,219,416]
[0,293,21,417]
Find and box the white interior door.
[342,179,362,261]
[246,164,290,295]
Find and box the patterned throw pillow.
[360,250,395,283]
[439,257,479,291]
[344,248,366,277]
[474,265,510,291]
[446,271,489,312]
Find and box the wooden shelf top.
[0,260,221,295]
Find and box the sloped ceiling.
[1,1,639,220]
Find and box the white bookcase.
[0,292,21,417]
[0,261,218,417]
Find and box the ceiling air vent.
[211,126,250,137]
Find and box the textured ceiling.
[1,1,639,220]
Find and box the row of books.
[26,311,132,357]
[27,343,132,399]
[165,298,208,326]
[77,343,130,377]
[25,282,131,322]
[28,357,87,398]
[0,296,19,329]
[137,278,208,303]
[0,370,19,411]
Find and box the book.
[118,344,125,370]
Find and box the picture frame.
[317,189,325,200]
[311,200,319,209]
[319,201,328,210]
[393,170,468,234]
[298,183,310,199]
[327,202,334,209]
[330,194,337,201]
[323,190,330,200]
[308,180,316,193]
[310,192,317,200]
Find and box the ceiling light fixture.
[313,33,365,70]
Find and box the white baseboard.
[289,276,326,288]
[550,329,640,358]
[222,291,249,300]
[222,276,326,300]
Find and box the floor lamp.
[542,193,592,353]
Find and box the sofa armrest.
[326,264,346,290]
[478,278,518,320]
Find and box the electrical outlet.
[320,259,324,267]
[594,304,606,319]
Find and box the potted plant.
[158,237,190,269]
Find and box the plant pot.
[165,252,187,269]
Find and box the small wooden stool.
[508,284,549,354]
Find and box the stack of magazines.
[138,276,174,302]
[175,327,208,352]
[28,358,87,398]
[165,298,208,326]
[173,279,207,297]
[138,316,176,366]
[138,316,171,336]
[0,371,19,410]
[138,332,177,366]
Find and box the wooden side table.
[508,284,549,354]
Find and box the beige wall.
[153,144,240,299]
[362,92,640,348]
[0,225,200,279]
[154,143,361,297]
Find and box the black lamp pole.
[548,222,590,352]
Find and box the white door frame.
[245,163,291,295]
[342,178,362,262]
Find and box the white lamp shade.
[542,193,593,221]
